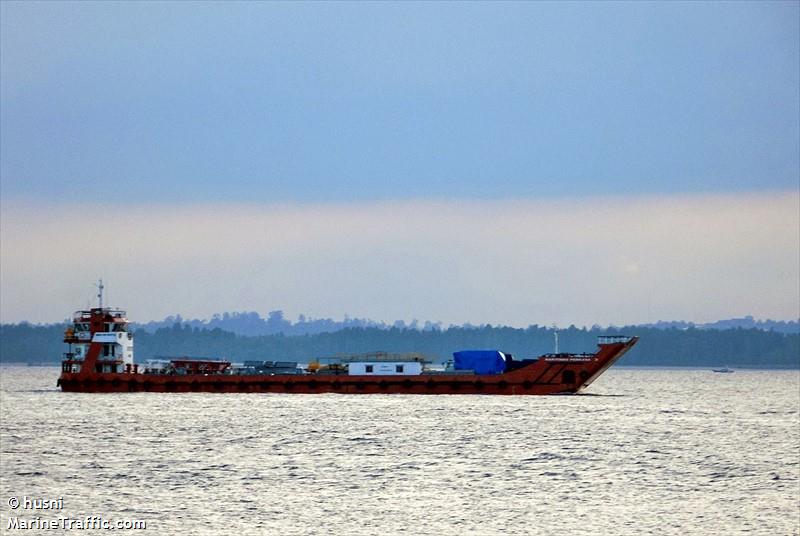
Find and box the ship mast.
[96,279,104,309]
[553,324,559,354]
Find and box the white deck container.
[348,362,423,376]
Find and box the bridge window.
[365,365,373,373]
[396,365,404,373]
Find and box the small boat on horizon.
[712,367,735,373]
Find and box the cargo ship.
[57,287,637,395]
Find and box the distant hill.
[641,316,799,334]
[132,310,800,337]
[132,310,398,337]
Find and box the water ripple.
[1,366,798,536]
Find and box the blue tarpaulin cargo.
[453,350,507,375]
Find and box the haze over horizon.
[1,2,798,327]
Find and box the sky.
[1,1,798,326]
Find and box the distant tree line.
[133,310,799,336]
[641,316,799,334]
[1,322,798,368]
[132,310,397,337]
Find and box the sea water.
[1,367,798,535]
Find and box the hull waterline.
[58,338,638,395]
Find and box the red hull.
[59,338,638,395]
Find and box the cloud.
[1,192,798,326]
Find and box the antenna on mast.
[96,279,104,308]
[552,323,559,354]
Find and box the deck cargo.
[453,350,509,375]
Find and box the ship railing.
[72,309,127,319]
[597,335,634,345]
